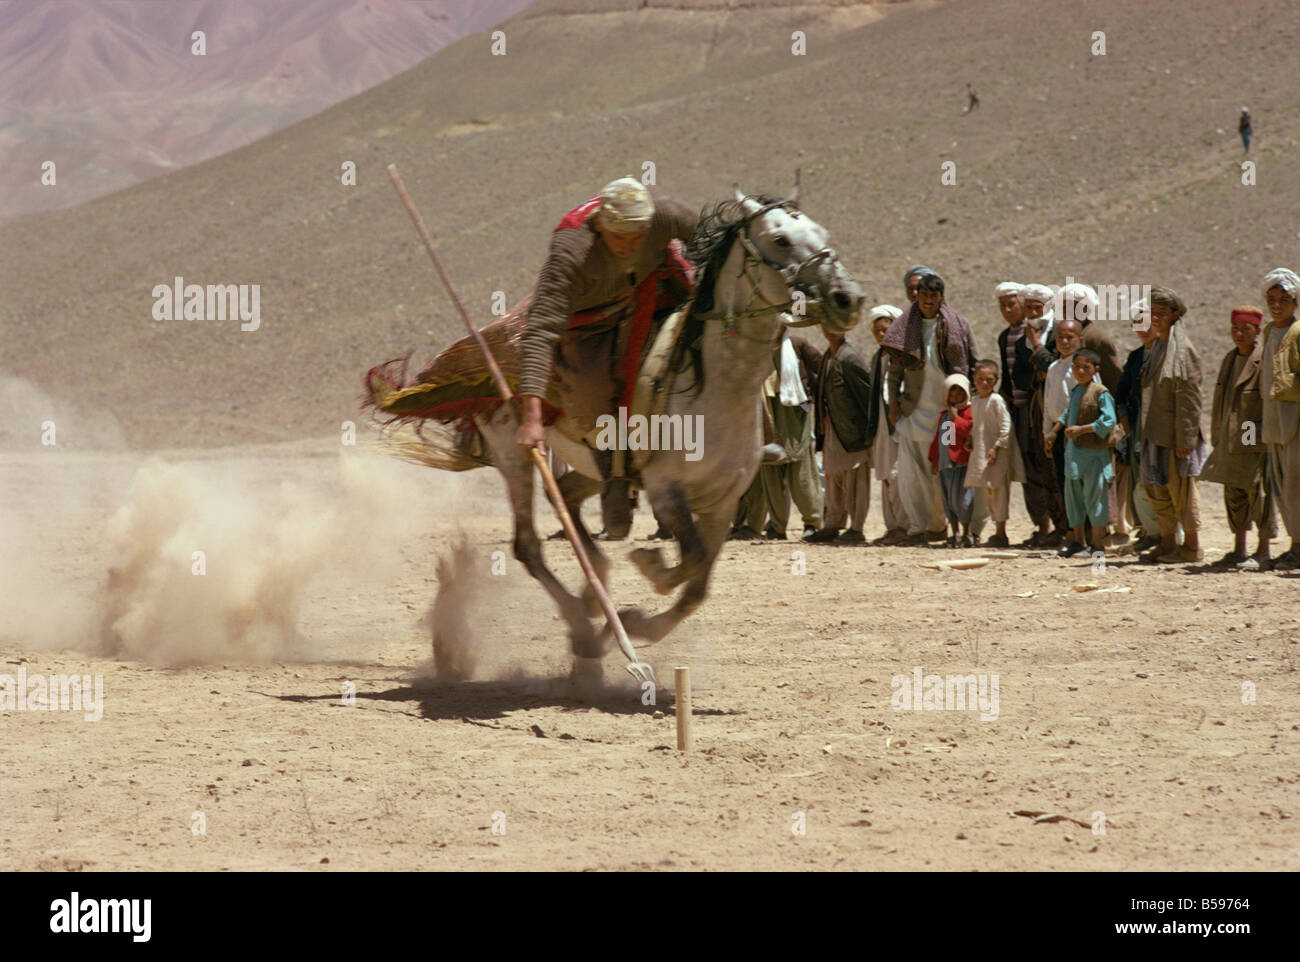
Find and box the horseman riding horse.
[365,174,864,678]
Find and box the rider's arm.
[518,231,583,400]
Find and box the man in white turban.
[993,283,1028,528]
[1260,267,1300,568]
[1264,267,1300,302]
[994,282,1025,399]
[1059,282,1121,390]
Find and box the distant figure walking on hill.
[1239,107,1252,153]
[966,82,980,113]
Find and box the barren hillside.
[1,0,1296,449]
[0,0,533,218]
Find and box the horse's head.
[731,176,865,333]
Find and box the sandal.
[1271,550,1300,571]
[1212,552,1247,568]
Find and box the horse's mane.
[676,194,785,392]
[686,194,782,314]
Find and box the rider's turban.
[596,177,654,233]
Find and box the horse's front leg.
[628,480,706,595]
[620,507,730,643]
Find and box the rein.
[691,198,840,341]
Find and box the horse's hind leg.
[557,470,610,618]
[629,480,707,595]
[481,418,601,657]
[620,508,730,643]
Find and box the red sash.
[555,196,602,230]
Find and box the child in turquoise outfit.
[1053,348,1117,557]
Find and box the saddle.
[618,303,691,476]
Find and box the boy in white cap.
[928,373,976,547]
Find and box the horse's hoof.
[568,656,604,695]
[629,548,675,595]
[629,547,662,572]
[566,619,596,648]
[568,613,609,659]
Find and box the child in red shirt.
[929,373,976,547]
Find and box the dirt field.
[2,445,1296,871]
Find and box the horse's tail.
[362,297,534,470]
[368,418,492,472]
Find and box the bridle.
[694,199,841,339]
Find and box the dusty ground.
[2,445,1296,871]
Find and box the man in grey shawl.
[882,269,986,543]
[1138,287,1206,563]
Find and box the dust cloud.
[0,376,465,664]
[95,454,414,664]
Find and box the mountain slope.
[0,0,534,218]
[1,0,1296,449]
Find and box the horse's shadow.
[261,676,739,726]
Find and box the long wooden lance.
[385,164,653,685]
